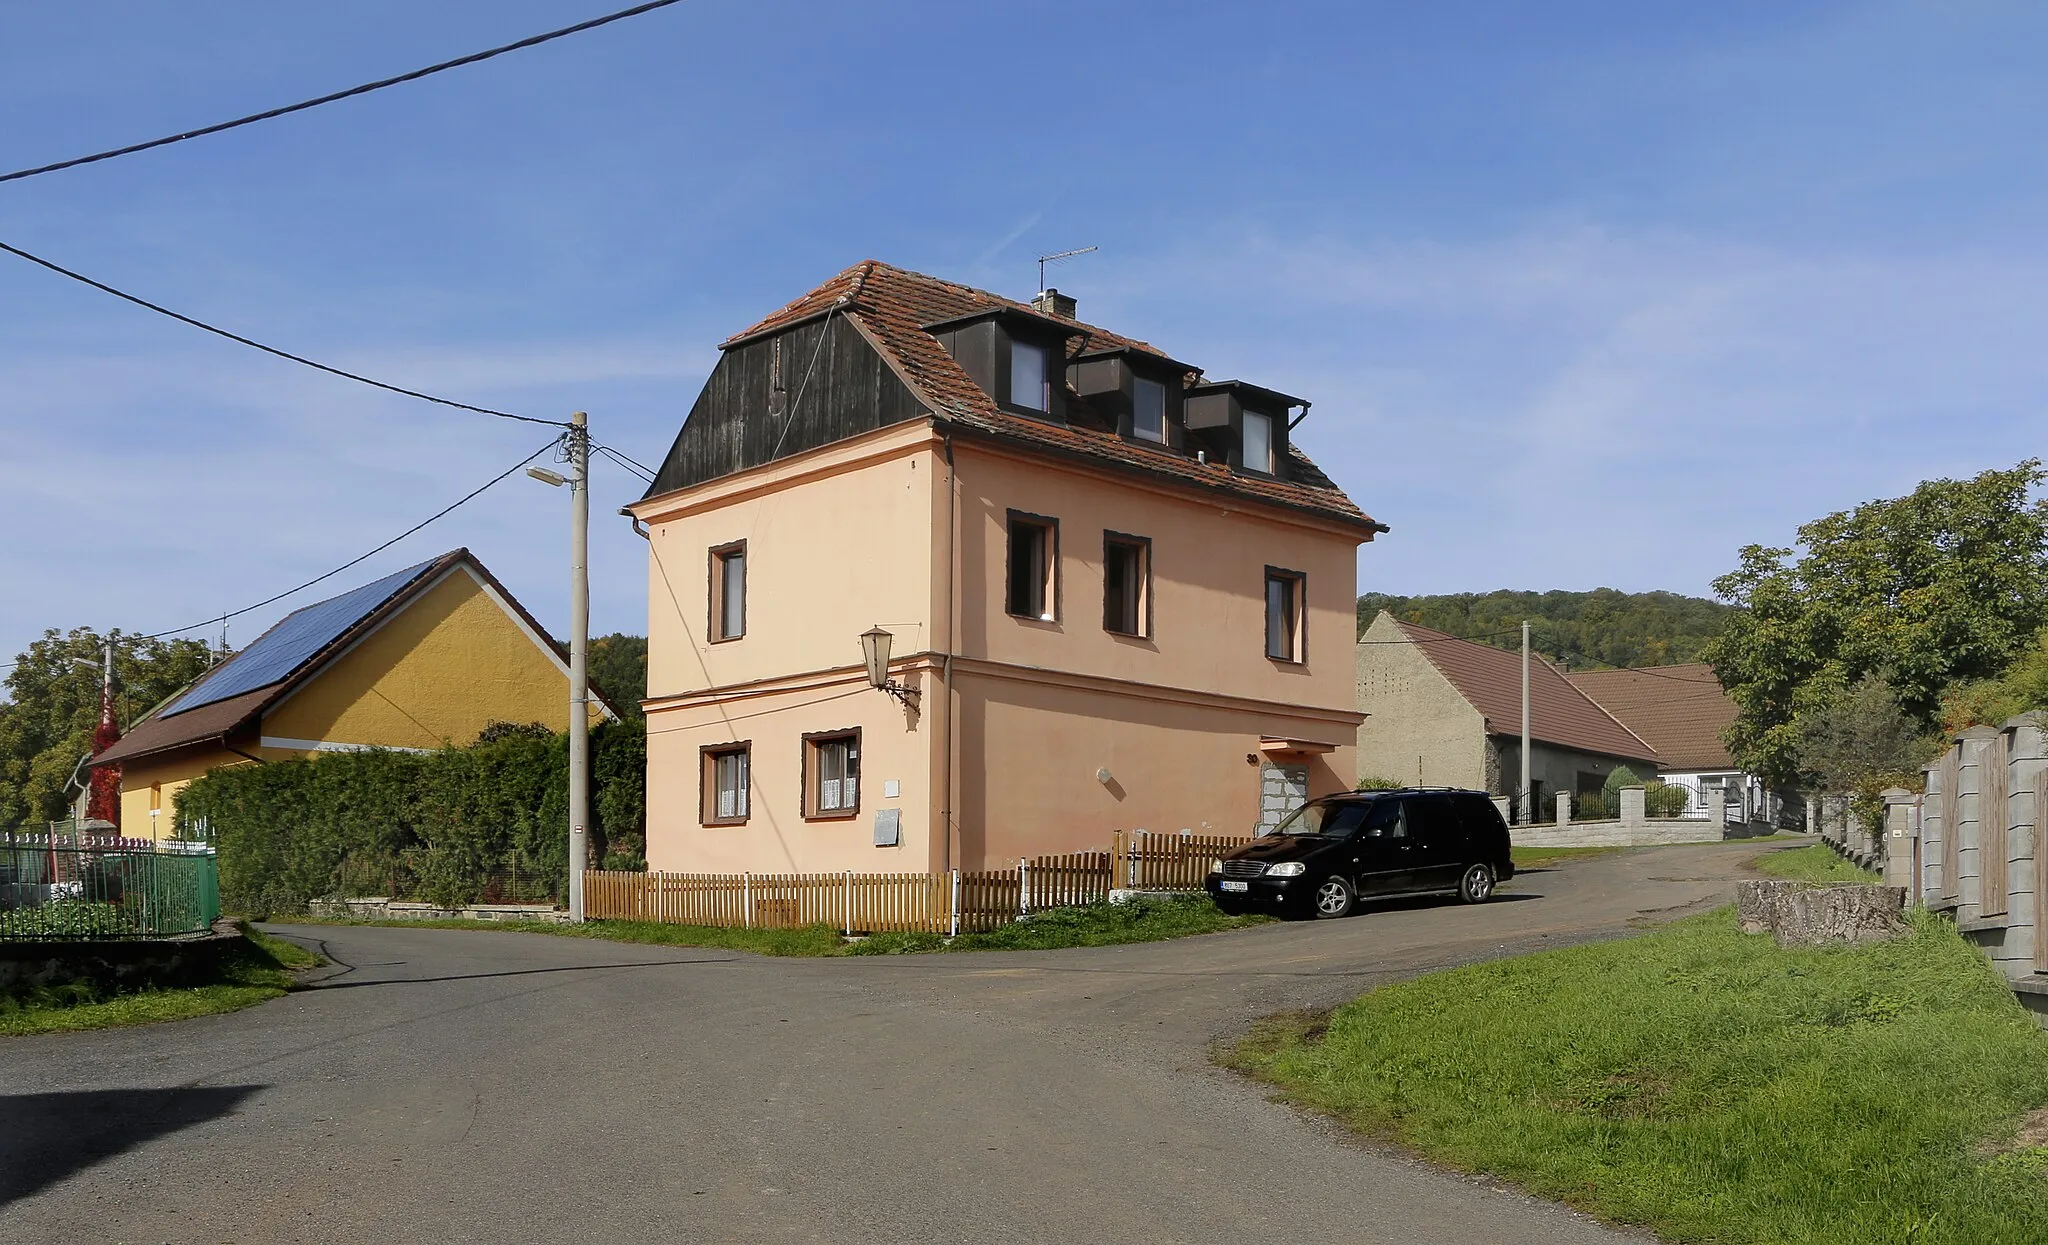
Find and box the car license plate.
[1220,880,1249,892]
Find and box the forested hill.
[1356,589,1736,670]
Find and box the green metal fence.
[0,830,221,941]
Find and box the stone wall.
[309,897,569,924]
[1508,785,1763,848]
[0,918,246,993]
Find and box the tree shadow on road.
[0,1085,263,1206]
[305,958,735,990]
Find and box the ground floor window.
[702,743,751,824]
[805,730,860,819]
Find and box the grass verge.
[1754,843,1881,883]
[1510,845,1622,870]
[1221,908,2048,1245]
[0,921,324,1037]
[284,894,1270,957]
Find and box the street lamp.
[860,626,917,705]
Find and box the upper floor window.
[1241,410,1274,474]
[1265,566,1305,662]
[1103,533,1151,637]
[1132,377,1166,443]
[1010,340,1050,412]
[1007,511,1058,621]
[711,542,746,641]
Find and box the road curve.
[0,840,1784,1243]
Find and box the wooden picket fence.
[584,831,1255,936]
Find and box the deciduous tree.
[1706,462,2048,786]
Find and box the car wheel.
[1312,876,1355,919]
[1459,862,1496,904]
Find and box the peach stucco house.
[626,262,1382,875]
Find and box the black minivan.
[1204,788,1514,919]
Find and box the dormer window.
[1010,339,1049,412]
[1241,409,1274,474]
[1133,377,1165,443]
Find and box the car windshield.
[1269,798,1383,837]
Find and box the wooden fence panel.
[1022,851,1112,910]
[1121,831,1254,891]
[1984,735,2010,915]
[957,870,1022,933]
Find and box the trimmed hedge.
[177,721,644,917]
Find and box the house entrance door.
[1257,764,1309,835]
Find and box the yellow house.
[628,262,1382,875]
[92,548,608,840]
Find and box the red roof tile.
[727,261,1378,533]
[1392,619,1660,765]
[1567,663,1736,771]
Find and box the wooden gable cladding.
[1983,729,2011,916]
[645,312,928,497]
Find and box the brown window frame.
[708,540,747,643]
[700,741,752,826]
[1264,566,1306,664]
[801,728,863,821]
[1005,510,1060,622]
[1102,531,1152,638]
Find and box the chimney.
[1032,287,1076,320]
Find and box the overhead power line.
[140,436,560,641]
[0,0,694,185]
[594,442,656,480]
[0,238,565,427]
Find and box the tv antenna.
[1037,246,1097,293]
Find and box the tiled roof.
[1568,663,1737,772]
[1392,619,1660,765]
[725,261,1378,533]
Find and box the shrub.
[1644,780,1690,818]
[179,718,646,915]
[1355,775,1403,790]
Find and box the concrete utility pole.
[1520,620,1532,825]
[567,411,591,922]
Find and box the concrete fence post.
[1556,790,1572,827]
[1620,786,1646,827]
[1807,794,1823,840]
[1881,788,1919,897]
[1491,796,1511,824]
[1705,789,1727,837]
[1019,858,1030,917]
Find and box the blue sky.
[4,1,2044,669]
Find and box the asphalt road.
[0,841,1786,1244]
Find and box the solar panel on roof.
[160,558,443,718]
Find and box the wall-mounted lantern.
[860,626,918,705]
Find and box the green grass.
[288,894,1270,957]
[1222,909,2048,1245]
[0,921,324,1037]
[1754,843,1881,884]
[1511,845,1623,870]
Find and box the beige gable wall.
[1355,611,1489,788]
[637,424,943,873]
